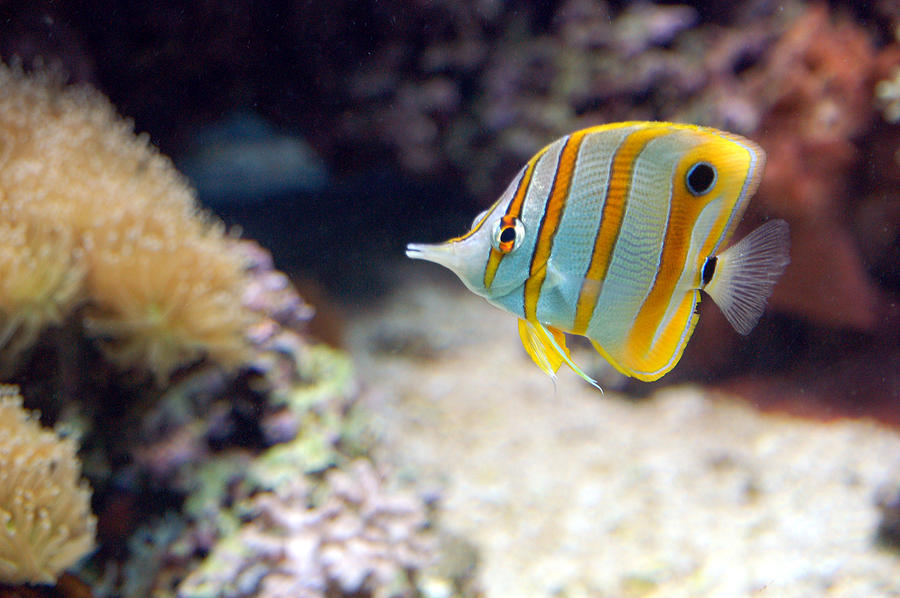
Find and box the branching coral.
[342,0,779,196]
[0,385,96,585]
[178,460,433,598]
[0,61,255,381]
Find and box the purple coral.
[178,460,433,597]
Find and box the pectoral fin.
[517,319,602,391]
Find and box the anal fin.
[518,319,602,391]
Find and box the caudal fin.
[703,219,790,335]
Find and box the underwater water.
[0,1,899,597]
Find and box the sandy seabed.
[348,271,900,598]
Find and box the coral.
[250,343,370,488]
[876,66,900,123]
[0,385,95,585]
[0,220,85,368]
[120,513,188,598]
[0,61,255,381]
[83,234,252,384]
[235,240,315,335]
[177,460,433,598]
[342,0,785,195]
[114,299,454,598]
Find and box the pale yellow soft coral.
[0,220,85,365]
[0,61,255,381]
[0,385,96,585]
[0,64,203,239]
[84,231,252,383]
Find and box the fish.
[178,111,329,203]
[406,121,790,386]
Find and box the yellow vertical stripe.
[623,181,701,366]
[630,292,699,380]
[482,248,504,289]
[691,150,760,280]
[523,131,586,319]
[483,147,546,289]
[624,142,751,371]
[572,126,671,333]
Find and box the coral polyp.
[0,385,96,585]
[84,233,252,383]
[0,221,85,366]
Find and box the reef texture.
[0,385,95,586]
[350,278,900,597]
[114,339,461,598]
[178,461,432,598]
[102,252,462,597]
[4,0,894,410]
[1,2,898,399]
[0,66,466,597]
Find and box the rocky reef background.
[3,0,897,416]
[0,0,899,596]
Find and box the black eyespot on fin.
[499,226,517,244]
[701,255,717,286]
[687,162,716,195]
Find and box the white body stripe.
[707,132,761,257]
[535,127,635,330]
[586,133,686,351]
[647,200,722,363]
[489,136,568,317]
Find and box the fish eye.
[686,162,716,195]
[491,215,525,254]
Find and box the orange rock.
[745,4,884,330]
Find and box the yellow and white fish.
[406,122,790,386]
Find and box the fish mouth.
[405,243,429,260]
[406,239,488,294]
[405,241,460,271]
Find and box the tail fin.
[703,219,790,335]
